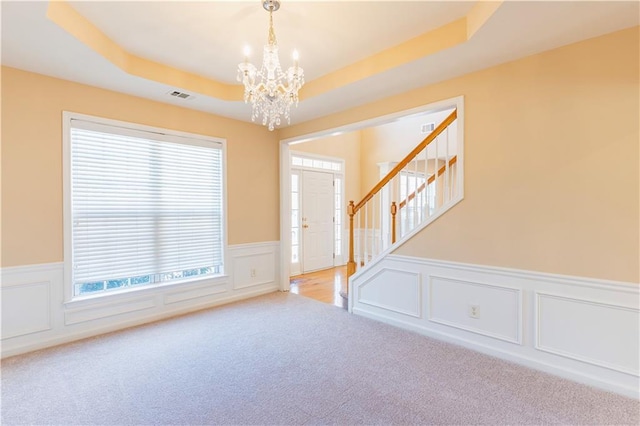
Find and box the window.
[65,114,225,298]
[291,154,342,172]
[291,172,300,264]
[334,177,342,256]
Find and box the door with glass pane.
[301,170,334,272]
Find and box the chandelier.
[237,0,304,131]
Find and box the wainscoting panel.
[358,268,421,317]
[1,282,52,339]
[164,281,228,305]
[429,276,521,344]
[230,243,277,290]
[536,292,639,376]
[65,296,157,326]
[1,241,280,358]
[350,254,640,398]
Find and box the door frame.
[289,151,346,276]
[278,95,465,291]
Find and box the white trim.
[358,268,421,317]
[534,291,640,376]
[279,96,465,146]
[389,254,639,292]
[1,241,280,358]
[62,274,229,309]
[226,241,279,250]
[279,142,292,291]
[0,262,64,280]
[427,275,523,345]
[349,254,640,398]
[352,306,639,399]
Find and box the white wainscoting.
[1,241,280,358]
[349,254,640,398]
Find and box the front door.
[302,170,334,272]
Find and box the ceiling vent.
[167,90,194,100]
[421,123,435,134]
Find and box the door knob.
[303,224,309,229]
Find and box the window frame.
[62,111,228,303]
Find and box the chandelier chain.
[268,11,276,46]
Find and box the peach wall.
[280,27,640,283]
[1,66,279,267]
[290,131,361,205]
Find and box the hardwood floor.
[290,266,347,308]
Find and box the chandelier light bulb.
[243,45,251,59]
[236,0,304,131]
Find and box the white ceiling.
[2,1,638,128]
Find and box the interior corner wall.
[0,66,280,268]
[279,26,640,283]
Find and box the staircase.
[346,109,459,292]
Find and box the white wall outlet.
[469,304,480,319]
[250,268,256,277]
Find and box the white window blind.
[69,119,224,296]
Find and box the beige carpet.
[1,292,638,425]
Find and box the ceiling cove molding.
[46,1,242,101]
[46,0,503,103]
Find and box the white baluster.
[413,157,419,229]
[373,192,378,257]
[353,210,362,271]
[424,144,430,217]
[444,127,450,204]
[434,133,439,210]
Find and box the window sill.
[64,274,229,309]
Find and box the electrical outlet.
[250,268,256,277]
[469,304,480,319]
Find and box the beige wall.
[280,27,640,283]
[291,131,361,205]
[1,66,280,267]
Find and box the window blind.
[69,119,224,295]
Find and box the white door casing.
[302,170,334,272]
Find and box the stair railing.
[347,109,458,287]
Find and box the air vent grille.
[167,90,194,100]
[421,123,435,134]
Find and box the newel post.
[347,201,356,288]
[390,201,397,244]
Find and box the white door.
[302,170,334,272]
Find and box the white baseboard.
[349,254,640,398]
[1,241,280,358]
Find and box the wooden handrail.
[353,109,457,213]
[398,156,457,209]
[346,108,458,287]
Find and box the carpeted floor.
[1,292,638,425]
